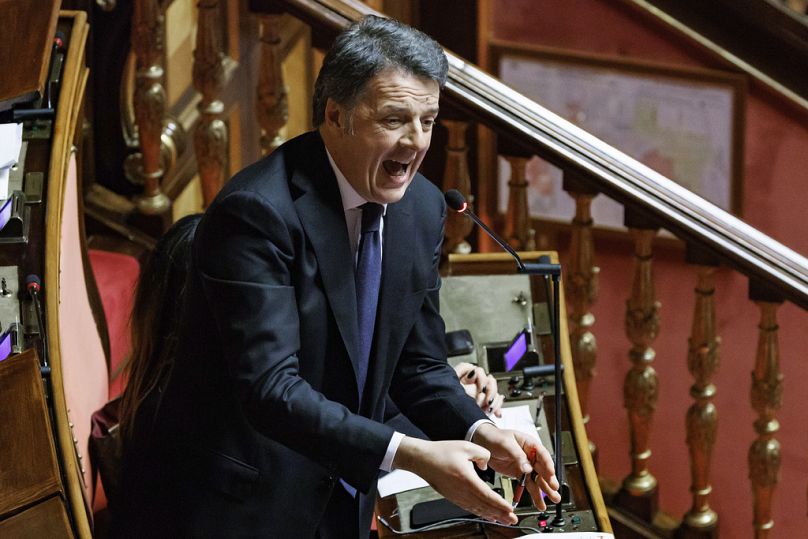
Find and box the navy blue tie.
[341,202,383,498]
[354,202,383,400]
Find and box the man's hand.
[393,436,518,524]
[453,362,505,417]
[471,423,561,511]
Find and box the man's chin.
[373,182,411,204]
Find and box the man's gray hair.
[312,15,448,127]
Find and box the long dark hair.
[119,214,201,440]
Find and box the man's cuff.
[466,419,497,442]
[381,431,405,472]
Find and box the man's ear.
[324,98,343,130]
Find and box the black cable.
[376,514,541,535]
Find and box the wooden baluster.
[257,14,288,156]
[441,119,473,255]
[131,0,170,214]
[562,176,599,466]
[193,0,229,208]
[617,210,660,522]
[502,155,535,251]
[679,247,721,538]
[748,281,784,539]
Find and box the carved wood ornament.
[681,265,720,537]
[257,15,288,156]
[565,189,599,459]
[131,0,170,214]
[622,227,660,503]
[441,119,474,255]
[749,301,783,538]
[193,0,229,207]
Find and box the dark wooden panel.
[0,350,61,518]
[0,495,72,538]
[0,0,60,111]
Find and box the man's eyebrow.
[377,105,440,115]
[378,105,409,114]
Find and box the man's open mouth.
[382,160,410,176]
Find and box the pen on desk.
[512,447,537,508]
[512,474,528,509]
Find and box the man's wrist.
[470,420,499,445]
[392,435,426,473]
[466,419,497,443]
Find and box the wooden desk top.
[0,0,60,111]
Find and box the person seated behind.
[117,214,202,466]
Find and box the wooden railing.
[110,0,808,537]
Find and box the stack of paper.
[0,123,23,200]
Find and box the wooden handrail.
[262,0,808,310]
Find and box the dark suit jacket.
[118,131,487,538]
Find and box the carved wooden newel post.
[257,14,288,156]
[441,119,473,255]
[748,281,783,539]
[501,155,535,251]
[132,0,170,214]
[678,247,721,538]
[618,210,660,521]
[563,175,599,466]
[194,0,229,207]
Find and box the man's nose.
[401,123,429,151]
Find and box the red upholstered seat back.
[88,249,139,399]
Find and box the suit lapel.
[291,136,362,396]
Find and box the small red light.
[459,202,467,212]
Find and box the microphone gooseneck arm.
[443,189,526,271]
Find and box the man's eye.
[422,118,435,129]
[384,117,401,126]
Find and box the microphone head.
[444,189,467,212]
[25,274,41,292]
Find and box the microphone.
[26,274,41,294]
[444,189,568,525]
[444,189,527,271]
[26,274,50,371]
[444,190,560,276]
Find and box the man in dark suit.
[120,15,559,538]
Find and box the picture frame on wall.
[491,40,746,231]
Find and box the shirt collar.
[326,148,387,214]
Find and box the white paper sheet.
[0,167,8,202]
[492,404,540,442]
[0,123,23,169]
[377,469,429,498]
